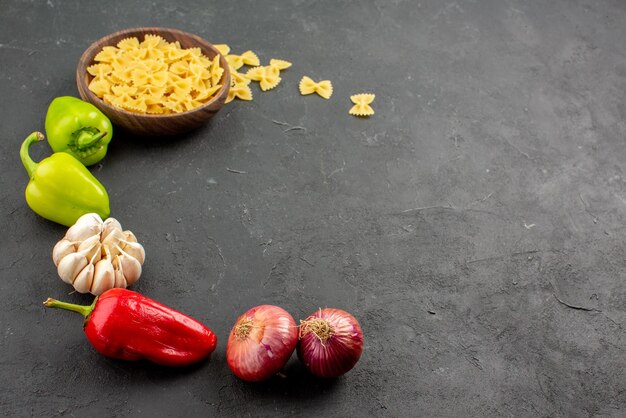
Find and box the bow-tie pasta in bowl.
[76,27,231,136]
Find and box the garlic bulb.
[52,213,146,295]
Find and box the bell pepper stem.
[20,132,44,178]
[75,129,107,149]
[43,296,97,318]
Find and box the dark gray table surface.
[1,0,625,416]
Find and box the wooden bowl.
[76,27,230,136]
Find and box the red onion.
[226,305,298,382]
[297,308,363,378]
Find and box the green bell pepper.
[20,132,110,226]
[45,96,113,166]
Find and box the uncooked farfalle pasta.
[242,58,290,92]
[298,76,333,99]
[87,35,225,114]
[216,42,294,101]
[349,93,375,116]
[269,59,292,70]
[226,83,253,103]
[226,67,253,103]
[226,50,260,68]
[219,44,254,103]
[214,42,375,118]
[213,44,231,56]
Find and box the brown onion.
[297,308,363,378]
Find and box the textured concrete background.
[1,0,625,416]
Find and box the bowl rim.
[76,26,231,119]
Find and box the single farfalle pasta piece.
[169,60,189,76]
[225,83,253,103]
[240,50,260,66]
[226,50,260,69]
[226,54,244,70]
[111,84,138,101]
[52,213,146,296]
[299,76,333,99]
[209,55,224,86]
[141,34,165,49]
[87,63,112,79]
[117,37,140,51]
[145,98,166,114]
[245,66,263,80]
[94,46,119,63]
[163,98,185,113]
[189,62,211,81]
[269,59,292,70]
[214,44,231,55]
[169,75,192,97]
[349,93,375,116]
[231,71,251,86]
[88,79,111,97]
[247,65,281,91]
[140,85,166,98]
[120,97,148,113]
[195,84,223,101]
[163,44,190,62]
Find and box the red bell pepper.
[43,288,217,367]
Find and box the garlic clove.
[76,212,104,225]
[52,239,75,266]
[90,244,102,264]
[57,253,88,285]
[114,268,127,289]
[72,264,94,293]
[118,253,142,286]
[102,228,126,257]
[65,213,103,242]
[123,230,138,243]
[121,241,146,265]
[76,236,102,265]
[70,213,103,230]
[101,217,123,241]
[78,233,100,252]
[92,258,115,295]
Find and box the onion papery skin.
[297,308,364,378]
[226,305,298,382]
